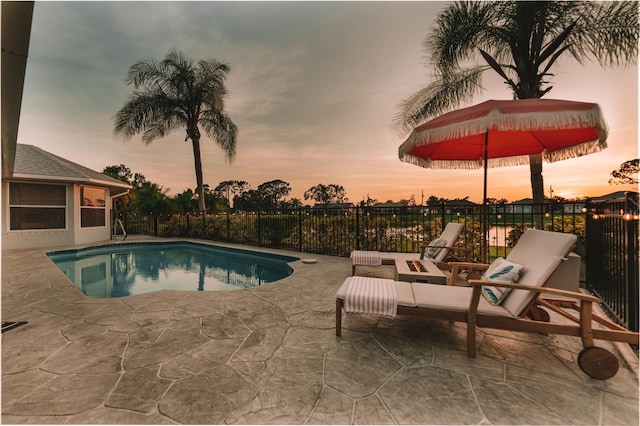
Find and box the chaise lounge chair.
[336,229,639,379]
[350,222,468,275]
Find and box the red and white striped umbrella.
[399,98,608,261]
[399,98,607,169]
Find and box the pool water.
[47,242,299,298]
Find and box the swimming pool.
[47,242,299,298]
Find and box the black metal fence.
[585,193,639,332]
[113,199,638,332]
[114,202,586,260]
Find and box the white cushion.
[424,238,446,259]
[433,222,464,262]
[411,283,514,317]
[481,286,510,305]
[500,230,577,317]
[482,257,524,283]
[481,257,524,305]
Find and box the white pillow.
[424,238,446,259]
[481,257,524,305]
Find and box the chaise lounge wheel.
[578,346,619,380]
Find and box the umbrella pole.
[482,130,488,263]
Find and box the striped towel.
[350,250,383,266]
[344,277,398,318]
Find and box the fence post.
[226,209,231,242]
[186,212,190,235]
[298,208,303,252]
[257,210,262,246]
[202,212,206,239]
[440,202,446,230]
[356,206,360,250]
[153,212,158,236]
[625,192,639,332]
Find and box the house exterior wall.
[507,204,533,214]
[563,203,585,214]
[2,181,113,250]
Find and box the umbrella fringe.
[399,155,484,170]
[403,106,607,149]
[488,156,534,168]
[400,138,606,170]
[544,139,607,162]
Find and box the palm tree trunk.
[530,153,544,229]
[191,136,206,212]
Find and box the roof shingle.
[11,144,130,191]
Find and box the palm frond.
[540,44,571,76]
[126,57,170,90]
[589,1,638,67]
[426,1,497,73]
[199,110,238,162]
[141,114,184,145]
[536,21,577,68]
[196,59,231,110]
[114,88,185,143]
[197,58,231,82]
[393,66,487,136]
[561,1,638,67]
[114,92,158,139]
[478,49,517,92]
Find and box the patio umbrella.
[398,98,608,262]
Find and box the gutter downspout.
[111,189,130,200]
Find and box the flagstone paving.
[2,239,639,424]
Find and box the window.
[9,183,66,230]
[81,186,107,228]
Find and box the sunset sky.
[18,1,638,205]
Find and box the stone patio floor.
[2,238,639,425]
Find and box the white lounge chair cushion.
[433,222,464,262]
[411,283,515,317]
[424,238,447,259]
[480,257,524,305]
[500,230,577,317]
[337,277,416,307]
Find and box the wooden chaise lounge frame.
[336,229,640,380]
[351,222,471,275]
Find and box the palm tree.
[395,1,638,211]
[114,50,238,212]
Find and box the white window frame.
[8,182,67,231]
[80,186,107,228]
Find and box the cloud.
[225,43,308,118]
[18,1,638,205]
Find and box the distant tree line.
[105,158,635,213]
[104,165,351,212]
